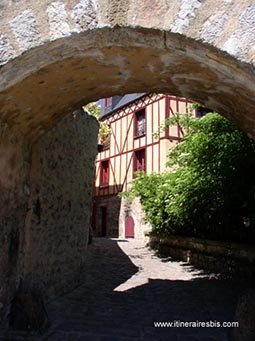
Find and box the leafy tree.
[124,113,255,243]
[153,102,199,138]
[84,102,100,118]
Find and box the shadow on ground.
[1,238,252,341]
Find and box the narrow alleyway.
[3,238,249,340]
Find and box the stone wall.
[0,110,98,326]
[0,1,254,142]
[119,197,151,240]
[22,110,98,298]
[93,195,151,239]
[0,123,31,324]
[0,0,254,66]
[93,195,121,238]
[150,235,255,279]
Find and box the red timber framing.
[101,93,164,124]
[94,93,193,198]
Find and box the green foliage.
[126,113,255,243]
[153,102,200,138]
[84,102,100,118]
[84,102,111,145]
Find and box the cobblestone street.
[3,238,249,340]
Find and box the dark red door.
[125,216,135,238]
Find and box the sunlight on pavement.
[114,238,207,292]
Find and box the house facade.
[92,93,194,238]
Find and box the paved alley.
[2,238,248,341]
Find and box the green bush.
[125,113,255,243]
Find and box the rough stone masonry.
[0,110,98,326]
[0,0,254,141]
[0,0,254,331]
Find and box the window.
[134,109,146,137]
[133,149,146,175]
[196,107,212,118]
[100,160,109,186]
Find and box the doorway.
[125,216,135,238]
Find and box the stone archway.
[0,0,255,328]
[0,26,255,140]
[0,1,254,139]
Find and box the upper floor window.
[100,160,110,187]
[133,149,146,176]
[196,107,212,118]
[134,109,146,137]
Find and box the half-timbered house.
[92,93,195,238]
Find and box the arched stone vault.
[0,27,254,141]
[0,0,255,328]
[0,0,254,140]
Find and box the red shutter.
[100,160,109,186]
